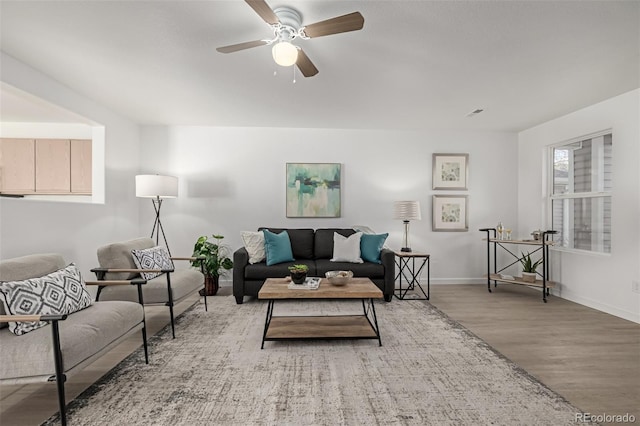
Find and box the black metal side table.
[394,251,430,300]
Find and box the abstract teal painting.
[286,163,341,217]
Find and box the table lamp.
[394,201,421,252]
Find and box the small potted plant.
[288,264,309,284]
[191,234,233,296]
[519,252,543,283]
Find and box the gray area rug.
[44,296,580,425]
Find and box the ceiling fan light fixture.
[272,41,298,66]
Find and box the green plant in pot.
[519,252,543,283]
[191,234,233,296]
[288,264,309,285]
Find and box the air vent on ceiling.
[466,108,484,117]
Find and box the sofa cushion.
[0,300,142,381]
[97,238,156,280]
[245,260,316,280]
[0,264,93,336]
[97,269,202,305]
[316,259,385,279]
[131,246,174,280]
[241,231,266,264]
[259,228,315,260]
[263,230,295,266]
[314,228,356,259]
[0,254,66,329]
[331,232,363,263]
[360,233,389,264]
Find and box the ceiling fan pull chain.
[293,66,296,84]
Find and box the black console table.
[394,252,430,300]
[479,228,557,303]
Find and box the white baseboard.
[554,288,640,324]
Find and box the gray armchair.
[93,237,206,338]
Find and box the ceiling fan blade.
[216,40,268,54]
[296,49,319,77]
[245,0,280,25]
[302,12,364,38]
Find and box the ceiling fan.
[216,0,365,77]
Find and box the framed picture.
[432,195,468,232]
[286,163,341,218]
[432,153,469,190]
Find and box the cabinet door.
[70,139,92,194]
[0,138,35,194]
[35,139,71,193]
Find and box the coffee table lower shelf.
[264,315,379,340]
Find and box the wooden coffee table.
[258,277,383,349]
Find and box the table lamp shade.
[135,175,178,198]
[393,201,421,221]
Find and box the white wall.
[0,53,141,279]
[139,126,518,284]
[518,89,640,323]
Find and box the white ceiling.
[1,1,638,132]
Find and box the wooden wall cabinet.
[0,138,36,194]
[71,139,92,194]
[0,138,92,195]
[35,139,71,193]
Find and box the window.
[550,131,612,253]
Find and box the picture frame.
[432,195,468,232]
[286,163,341,218]
[432,153,469,190]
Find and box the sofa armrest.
[172,256,206,275]
[380,248,395,301]
[91,267,173,281]
[0,313,67,323]
[233,247,249,304]
[85,278,147,286]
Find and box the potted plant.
[191,234,233,296]
[519,252,543,283]
[288,264,309,284]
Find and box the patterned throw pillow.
[131,246,174,280]
[241,231,266,264]
[0,263,93,336]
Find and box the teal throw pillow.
[263,229,295,266]
[360,233,389,264]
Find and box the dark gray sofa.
[233,228,394,304]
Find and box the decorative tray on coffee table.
[287,277,321,290]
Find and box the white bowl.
[325,270,353,286]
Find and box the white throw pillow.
[241,231,266,264]
[331,232,363,263]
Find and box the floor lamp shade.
[135,175,178,199]
[135,174,178,256]
[394,201,421,252]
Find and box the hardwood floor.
[1,284,638,425]
[428,284,640,424]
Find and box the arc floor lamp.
[135,174,178,255]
